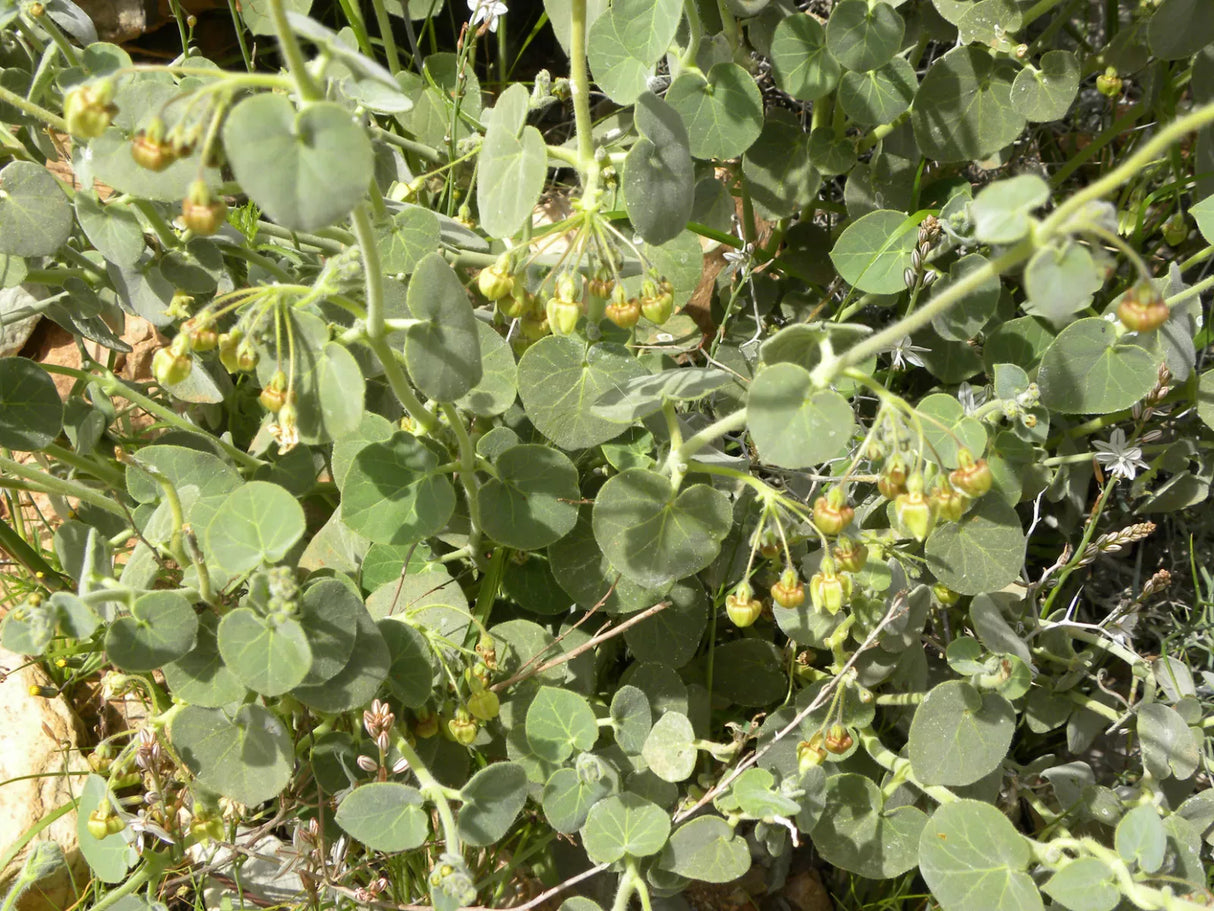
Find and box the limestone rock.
[0,285,45,358]
[0,647,89,911]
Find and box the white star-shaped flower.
[1092,428,1148,480]
[885,336,930,370]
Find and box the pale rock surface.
[0,285,45,358]
[0,646,90,911]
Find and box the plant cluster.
[0,0,1213,910]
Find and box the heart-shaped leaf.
[336,782,429,851]
[217,608,313,697]
[592,468,732,588]
[106,591,198,672]
[222,95,373,231]
[170,704,293,806]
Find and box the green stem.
[442,402,482,555]
[1043,100,1214,234]
[368,0,401,74]
[569,0,600,205]
[0,456,126,517]
[267,0,322,101]
[0,516,67,587]
[84,853,168,911]
[81,369,261,469]
[0,81,67,132]
[811,242,1034,388]
[1039,480,1116,618]
[43,443,125,488]
[859,729,957,805]
[668,407,749,471]
[395,737,461,855]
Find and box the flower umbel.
[468,0,507,33]
[1092,428,1148,480]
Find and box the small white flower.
[957,381,987,414]
[467,0,507,32]
[1092,428,1148,481]
[722,242,754,279]
[885,336,930,371]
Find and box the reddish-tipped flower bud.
[1117,282,1169,333]
[771,568,805,609]
[949,449,993,499]
[832,535,868,574]
[813,488,854,536]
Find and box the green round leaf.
[1023,242,1103,325]
[770,13,841,102]
[826,0,905,72]
[0,161,72,256]
[830,208,918,294]
[587,0,682,104]
[658,815,750,884]
[592,468,732,588]
[376,205,441,275]
[908,680,1015,786]
[0,358,62,451]
[205,481,306,574]
[1011,50,1080,122]
[1037,318,1161,415]
[925,496,1026,596]
[517,337,648,450]
[478,84,548,238]
[838,57,917,126]
[581,793,670,863]
[916,393,987,468]
[548,507,669,614]
[162,612,247,708]
[217,608,312,697]
[665,62,763,160]
[810,773,926,878]
[622,582,707,668]
[911,47,1026,163]
[710,639,787,706]
[296,579,361,685]
[642,712,697,782]
[970,174,1050,245]
[106,591,198,672]
[379,618,434,707]
[1138,702,1201,780]
[526,685,599,762]
[170,704,293,806]
[1148,0,1214,60]
[542,766,614,833]
[456,321,517,417]
[742,110,818,219]
[75,192,144,268]
[76,774,135,883]
[458,762,529,847]
[336,782,428,851]
[340,431,456,545]
[623,92,695,246]
[477,445,579,549]
[919,800,1042,911]
[1115,804,1167,874]
[610,685,653,754]
[1042,857,1119,911]
[747,363,855,469]
[291,605,389,712]
[930,253,1001,341]
[403,252,483,402]
[222,95,373,231]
